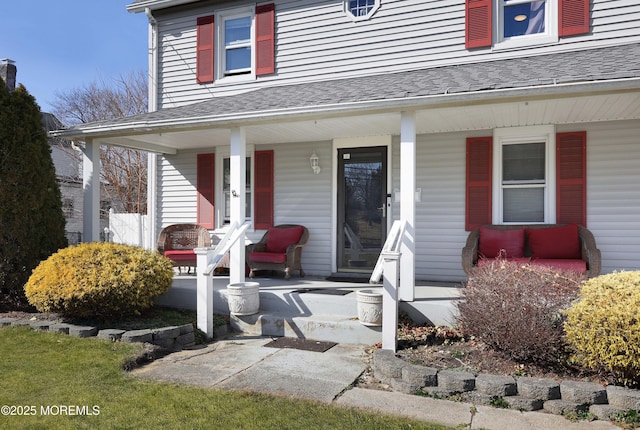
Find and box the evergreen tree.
[0,80,67,306]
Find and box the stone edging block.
[0,316,205,351]
[371,348,640,421]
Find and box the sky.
[1,1,148,113]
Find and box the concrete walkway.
[132,336,618,430]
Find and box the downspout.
[145,7,159,250]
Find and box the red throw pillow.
[265,226,304,254]
[478,226,525,258]
[527,224,581,259]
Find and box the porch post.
[382,250,400,352]
[229,127,247,284]
[82,138,100,242]
[195,248,214,338]
[399,111,416,302]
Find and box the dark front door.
[337,147,387,273]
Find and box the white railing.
[369,220,406,284]
[370,220,406,352]
[195,221,250,338]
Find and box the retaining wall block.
[49,323,70,334]
[121,329,153,343]
[560,380,607,405]
[543,399,589,415]
[401,364,438,387]
[97,329,126,341]
[28,321,50,331]
[68,325,98,338]
[178,323,194,334]
[0,318,16,327]
[372,349,405,380]
[475,374,517,396]
[176,332,196,346]
[153,326,181,340]
[589,404,625,421]
[505,396,544,411]
[517,377,561,400]
[437,370,475,392]
[607,386,640,410]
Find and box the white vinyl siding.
[155,142,334,276]
[153,0,640,109]
[571,120,640,275]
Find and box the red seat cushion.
[164,250,196,262]
[478,226,526,258]
[527,224,581,259]
[477,257,531,268]
[249,251,287,264]
[265,226,304,254]
[532,259,587,273]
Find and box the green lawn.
[0,327,452,430]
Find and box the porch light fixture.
[310,151,321,174]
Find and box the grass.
[0,327,452,430]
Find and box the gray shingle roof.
[66,43,640,131]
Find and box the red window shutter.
[254,150,274,230]
[255,4,275,76]
[197,153,215,229]
[465,0,492,49]
[466,137,493,231]
[556,132,586,226]
[559,0,590,37]
[196,16,215,84]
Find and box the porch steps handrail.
[202,220,251,276]
[370,219,406,284]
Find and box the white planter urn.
[356,289,383,326]
[227,282,260,316]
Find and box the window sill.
[492,34,558,52]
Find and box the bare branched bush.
[457,260,584,366]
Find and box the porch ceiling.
[93,90,640,151]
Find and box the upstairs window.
[196,4,275,84]
[223,14,252,75]
[465,0,589,49]
[502,0,546,38]
[345,0,380,21]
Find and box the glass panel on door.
[337,147,387,273]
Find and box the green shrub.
[0,82,67,305]
[24,242,173,318]
[564,271,640,387]
[457,260,584,365]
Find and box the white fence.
[107,209,150,249]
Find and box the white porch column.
[399,111,416,301]
[82,138,100,242]
[382,251,401,352]
[146,153,158,250]
[229,127,247,284]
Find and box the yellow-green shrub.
[564,271,640,386]
[25,242,174,318]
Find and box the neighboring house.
[52,1,640,289]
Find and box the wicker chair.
[246,224,309,280]
[157,224,211,272]
[462,224,601,278]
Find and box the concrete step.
[230,313,382,345]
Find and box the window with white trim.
[496,0,556,48]
[493,126,556,224]
[344,0,380,21]
[217,7,254,80]
[221,156,252,225]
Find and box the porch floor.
[157,273,463,345]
